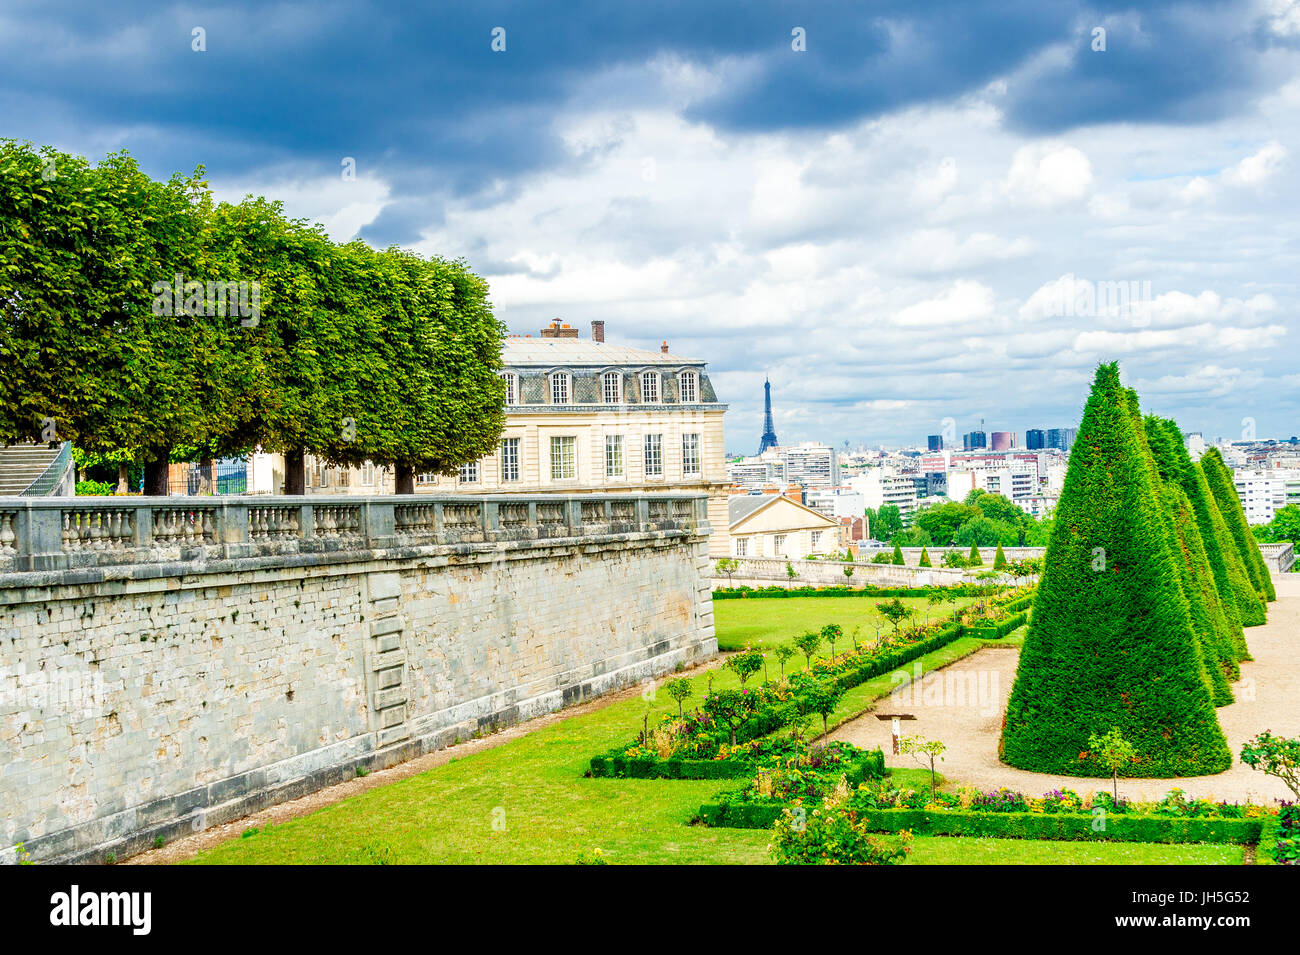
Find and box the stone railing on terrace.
[712,556,971,589]
[1257,541,1295,574]
[0,493,708,575]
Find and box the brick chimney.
[591,320,605,342]
[540,319,579,339]
[661,341,669,354]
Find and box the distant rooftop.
[502,320,704,366]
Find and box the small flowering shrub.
[1273,803,1299,864]
[714,740,881,808]
[770,787,914,865]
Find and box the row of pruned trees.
[0,141,505,493]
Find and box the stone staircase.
[0,443,73,495]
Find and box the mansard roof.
[501,338,705,368]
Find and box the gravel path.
[829,573,1300,805]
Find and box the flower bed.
[587,622,964,778]
[700,779,1276,844]
[1257,803,1299,865]
[961,611,1028,640]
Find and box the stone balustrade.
[0,493,707,575]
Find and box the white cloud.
[1004,142,1093,206]
[1223,141,1287,185]
[892,280,996,327]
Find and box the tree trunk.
[197,456,214,495]
[115,463,128,495]
[394,463,415,494]
[144,449,170,496]
[283,448,306,495]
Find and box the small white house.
[728,494,844,558]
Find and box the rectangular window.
[551,436,576,480]
[500,438,520,482]
[500,372,517,405]
[773,534,786,556]
[605,434,625,477]
[458,461,479,483]
[551,373,569,404]
[644,433,663,477]
[640,372,659,403]
[679,371,698,403]
[336,468,349,488]
[417,471,435,484]
[682,433,700,476]
[735,537,748,557]
[361,462,375,486]
[602,372,621,404]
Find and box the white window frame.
[602,372,622,404]
[644,433,663,477]
[605,434,625,478]
[735,537,748,557]
[550,372,570,405]
[458,460,480,484]
[678,371,698,403]
[417,471,435,484]
[500,372,518,406]
[361,461,376,486]
[682,433,701,476]
[500,437,520,483]
[640,371,659,404]
[772,534,787,556]
[550,435,577,480]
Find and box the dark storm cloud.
[0,0,1281,245]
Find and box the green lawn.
[714,596,976,652]
[187,630,1240,865]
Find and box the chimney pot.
[661,341,669,354]
[591,320,605,342]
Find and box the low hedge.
[962,611,1028,640]
[699,804,1265,843]
[820,624,965,692]
[712,584,997,600]
[588,754,753,779]
[998,593,1035,613]
[1257,815,1281,865]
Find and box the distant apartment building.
[728,442,838,490]
[927,434,944,451]
[1231,468,1299,524]
[963,430,988,451]
[805,487,866,521]
[1025,429,1046,450]
[917,449,1065,515]
[990,431,1016,451]
[846,469,921,529]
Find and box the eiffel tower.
[758,377,779,453]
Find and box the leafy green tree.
[1253,504,1300,545]
[1240,730,1300,800]
[664,678,693,717]
[866,503,904,541]
[774,644,796,678]
[715,558,740,585]
[900,735,946,802]
[792,631,823,670]
[725,646,764,689]
[1000,363,1231,777]
[1087,728,1137,803]
[821,623,843,660]
[912,501,981,546]
[876,598,910,633]
[795,678,844,736]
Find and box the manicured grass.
[187,633,1239,865]
[714,596,976,652]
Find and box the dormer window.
[640,371,659,403]
[602,371,622,404]
[550,372,570,404]
[678,371,698,403]
[500,371,518,405]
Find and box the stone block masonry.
[0,493,716,863]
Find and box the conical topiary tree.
[1144,416,1242,683]
[1151,417,1253,660]
[1123,395,1231,707]
[891,543,905,565]
[967,542,982,566]
[919,547,932,567]
[993,543,1007,570]
[1201,447,1276,603]
[1000,363,1231,777]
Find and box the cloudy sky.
[4,1,1299,451]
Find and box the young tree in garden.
[796,679,844,737]
[876,598,911,633]
[1000,363,1231,777]
[967,542,983,566]
[725,646,763,689]
[993,543,1007,570]
[926,589,946,623]
[774,645,796,678]
[891,543,905,565]
[1088,728,1137,803]
[793,631,823,670]
[715,558,739,585]
[901,735,946,802]
[1201,447,1276,603]
[664,678,693,717]
[1240,731,1300,800]
[821,624,843,660]
[701,689,758,747]
[843,562,855,583]
[918,547,932,567]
